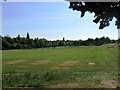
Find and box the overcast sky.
[2,2,118,40]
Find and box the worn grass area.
[2,46,118,88]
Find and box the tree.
[0,35,2,47]
[17,35,20,40]
[66,1,120,29]
[4,36,14,44]
[34,38,41,48]
[27,33,30,39]
[39,39,44,48]
[62,37,66,46]
[94,38,100,46]
[105,37,111,43]
[2,38,10,49]
[16,43,22,49]
[86,38,94,46]
[63,37,65,41]
[13,38,19,43]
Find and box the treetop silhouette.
[66,1,120,29]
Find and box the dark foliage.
[66,1,120,29]
[1,33,118,50]
[27,33,30,39]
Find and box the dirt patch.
[58,61,78,67]
[100,80,117,88]
[52,61,78,70]
[50,83,80,88]
[52,66,70,70]
[30,60,50,65]
[88,62,95,65]
[18,65,33,68]
[5,60,26,64]
[17,60,50,69]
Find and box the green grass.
[2,46,118,88]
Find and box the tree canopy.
[1,33,117,50]
[66,1,120,29]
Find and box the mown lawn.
[2,46,118,88]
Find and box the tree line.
[1,33,118,50]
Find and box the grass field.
[2,45,118,88]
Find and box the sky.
[2,2,119,40]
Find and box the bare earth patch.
[5,60,26,64]
[88,62,95,65]
[100,80,117,88]
[50,83,80,88]
[17,60,50,69]
[52,66,70,70]
[52,61,78,70]
[18,65,33,68]
[30,60,50,65]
